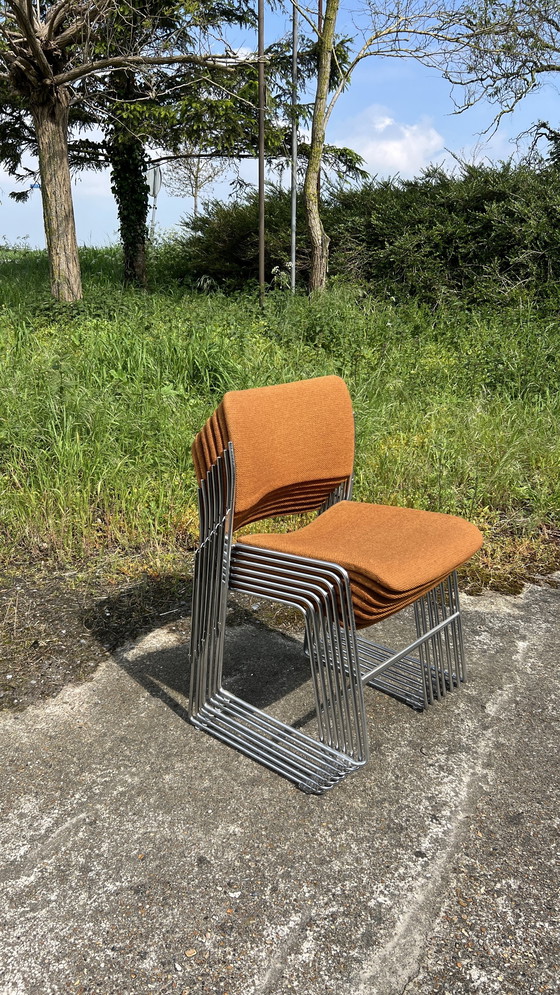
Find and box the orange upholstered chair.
[189,376,482,793]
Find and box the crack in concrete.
[401,968,423,995]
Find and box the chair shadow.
[82,571,317,729]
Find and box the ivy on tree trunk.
[107,72,149,287]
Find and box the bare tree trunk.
[32,91,82,302]
[303,0,340,292]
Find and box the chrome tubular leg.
[414,591,441,703]
[193,543,369,793]
[231,548,368,762]
[451,572,466,685]
[189,447,235,725]
[411,570,466,700]
[427,586,447,698]
[357,571,466,712]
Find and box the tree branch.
[46,0,82,42]
[54,0,115,50]
[285,0,321,38]
[5,0,54,80]
[25,0,35,31]
[53,51,256,87]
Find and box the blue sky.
[1,4,557,249]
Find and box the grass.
[1,246,559,591]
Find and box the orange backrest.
[192,376,355,530]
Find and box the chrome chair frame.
[189,444,466,794]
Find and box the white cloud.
[371,114,394,133]
[334,104,445,178]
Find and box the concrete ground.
[1,581,558,995]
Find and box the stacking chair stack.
[189,376,482,793]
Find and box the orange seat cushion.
[240,500,483,594]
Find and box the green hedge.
[170,161,560,305]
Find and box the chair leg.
[189,450,234,722]
[361,571,465,711]
[359,634,429,711]
[414,572,465,702]
[190,544,369,794]
[189,526,229,720]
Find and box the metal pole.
[290,4,298,293]
[258,0,265,306]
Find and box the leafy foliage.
[171,158,560,304]
[108,116,150,285]
[174,185,310,288]
[0,0,263,296]
[327,161,560,303]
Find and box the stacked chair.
[189,376,482,793]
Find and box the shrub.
[174,185,310,289]
[327,162,560,304]
[169,160,560,304]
